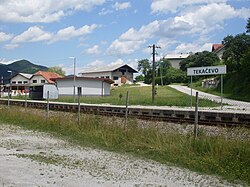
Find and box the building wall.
[215,49,224,60]
[80,69,134,86]
[56,79,111,96]
[80,72,112,79]
[168,59,182,69]
[30,75,48,84]
[11,75,30,85]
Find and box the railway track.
[0,98,250,127]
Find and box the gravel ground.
[0,124,243,187]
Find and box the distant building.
[29,71,61,99]
[54,76,114,96]
[164,54,190,69]
[79,64,138,86]
[30,71,62,85]
[212,44,225,60]
[10,73,33,92]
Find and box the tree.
[180,51,220,71]
[222,33,250,72]
[155,67,188,85]
[47,66,65,76]
[137,59,152,83]
[246,17,250,33]
[157,58,171,76]
[135,75,144,82]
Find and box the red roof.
[34,71,62,84]
[212,44,223,52]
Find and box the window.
[113,76,119,80]
[33,80,37,83]
[12,81,16,84]
[101,76,104,78]
[106,76,110,79]
[24,81,28,84]
[18,81,22,84]
[41,80,46,83]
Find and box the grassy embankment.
[10,85,220,107]
[0,106,249,186]
[57,86,218,107]
[192,74,250,102]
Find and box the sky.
[0,0,249,75]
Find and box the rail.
[0,98,249,127]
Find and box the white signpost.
[187,65,227,109]
[187,65,227,76]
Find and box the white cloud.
[107,21,159,55]
[99,8,113,15]
[6,24,99,48]
[151,0,227,13]
[86,45,100,54]
[113,2,131,10]
[0,58,19,64]
[107,2,249,56]
[0,32,13,42]
[3,44,19,50]
[0,0,105,23]
[11,26,52,43]
[50,24,99,43]
[174,42,213,53]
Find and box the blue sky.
[0,0,249,75]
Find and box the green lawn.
[58,85,220,107]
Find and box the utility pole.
[148,44,160,104]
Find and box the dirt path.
[0,124,241,187]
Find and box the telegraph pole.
[148,44,160,104]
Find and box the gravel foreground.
[0,124,241,187]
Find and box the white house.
[164,54,190,69]
[54,77,114,96]
[212,44,225,60]
[79,64,138,86]
[30,71,61,85]
[8,73,32,95]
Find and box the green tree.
[135,75,144,82]
[180,51,220,71]
[156,67,188,85]
[157,58,171,76]
[246,17,250,33]
[48,66,65,76]
[137,59,152,84]
[222,33,250,72]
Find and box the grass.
[191,76,250,102]
[0,105,249,186]
[57,85,220,107]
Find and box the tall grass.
[0,106,249,185]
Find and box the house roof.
[212,44,224,52]
[19,73,33,79]
[53,76,114,84]
[12,73,33,79]
[32,71,62,84]
[80,64,138,74]
[164,54,190,59]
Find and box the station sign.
[187,65,227,76]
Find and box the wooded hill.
[0,59,48,83]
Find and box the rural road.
[169,85,250,110]
[0,124,241,187]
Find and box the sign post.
[187,65,227,109]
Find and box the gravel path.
[0,124,241,187]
